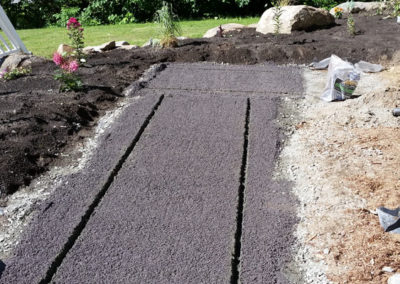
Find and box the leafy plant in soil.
[66,17,85,63]
[347,0,356,36]
[272,0,291,34]
[0,67,31,81]
[154,2,182,48]
[53,17,84,92]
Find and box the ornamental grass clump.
[53,17,84,92]
[154,2,182,48]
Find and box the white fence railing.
[0,4,29,58]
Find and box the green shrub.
[53,7,81,27]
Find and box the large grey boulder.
[256,5,335,34]
[203,23,245,38]
[330,2,386,14]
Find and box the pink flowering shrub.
[53,51,82,92]
[67,17,84,62]
[53,17,85,92]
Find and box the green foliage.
[301,0,339,10]
[347,0,356,36]
[1,0,264,28]
[0,67,31,81]
[272,5,283,34]
[53,7,81,27]
[54,71,83,92]
[154,2,182,47]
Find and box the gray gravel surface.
[53,94,246,283]
[0,95,161,284]
[241,97,299,284]
[0,62,303,283]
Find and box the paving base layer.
[0,63,303,283]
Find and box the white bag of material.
[321,55,361,102]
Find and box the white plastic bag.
[321,55,360,102]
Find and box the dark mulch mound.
[0,15,399,196]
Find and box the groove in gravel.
[39,95,165,284]
[231,98,251,284]
[147,87,302,96]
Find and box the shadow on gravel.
[0,260,5,277]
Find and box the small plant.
[347,0,356,36]
[53,52,82,92]
[333,7,344,18]
[272,0,291,34]
[154,2,182,48]
[66,17,85,63]
[0,67,31,81]
[393,0,400,16]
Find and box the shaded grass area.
[8,17,258,58]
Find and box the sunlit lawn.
[10,17,258,58]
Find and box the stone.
[203,23,245,38]
[57,44,75,55]
[256,5,335,35]
[383,266,395,273]
[247,23,258,28]
[330,2,386,15]
[117,45,138,50]
[142,38,160,48]
[83,41,116,54]
[0,52,30,71]
[115,41,130,47]
[388,274,400,284]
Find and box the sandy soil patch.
[279,64,400,283]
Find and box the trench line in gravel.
[147,87,301,96]
[39,95,165,284]
[231,98,250,284]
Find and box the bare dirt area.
[278,59,400,283]
[1,14,400,198]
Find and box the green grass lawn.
[10,17,258,58]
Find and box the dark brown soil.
[1,14,399,196]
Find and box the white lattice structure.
[0,4,29,58]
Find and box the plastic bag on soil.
[355,61,383,73]
[377,207,400,234]
[321,55,361,102]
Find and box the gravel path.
[0,62,302,283]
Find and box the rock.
[256,5,335,35]
[383,266,395,273]
[388,274,400,284]
[57,44,75,55]
[177,36,188,40]
[0,52,30,71]
[203,23,245,38]
[330,2,386,15]
[117,45,138,50]
[115,41,130,47]
[83,41,116,54]
[142,38,160,48]
[247,23,258,28]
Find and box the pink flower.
[67,17,81,29]
[53,52,64,66]
[68,60,79,72]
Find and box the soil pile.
[1,14,399,196]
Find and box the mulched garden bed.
[1,14,399,197]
